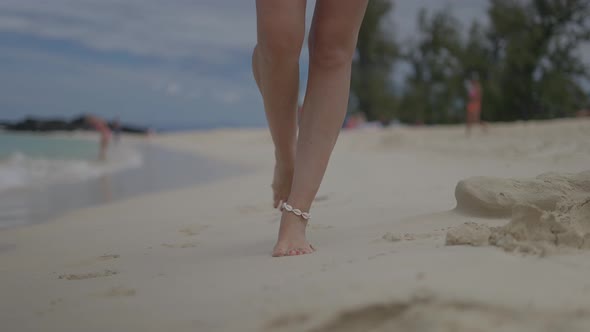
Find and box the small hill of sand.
[304,293,590,332]
[449,171,590,254]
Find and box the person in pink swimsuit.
[466,75,487,136]
[85,115,112,161]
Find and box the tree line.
[351,0,590,125]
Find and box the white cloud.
[165,82,181,97]
[217,91,241,105]
[187,90,202,100]
[0,45,263,125]
[392,0,490,42]
[1,0,587,128]
[0,0,256,61]
[0,0,489,66]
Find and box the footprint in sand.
[98,254,119,260]
[382,232,438,242]
[50,298,64,306]
[58,269,118,280]
[68,254,120,267]
[102,286,137,298]
[265,313,310,330]
[179,225,209,237]
[310,224,334,230]
[314,195,330,202]
[36,298,65,316]
[367,252,388,260]
[237,205,264,215]
[161,242,198,249]
[0,243,16,252]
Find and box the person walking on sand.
[465,73,487,136]
[85,115,111,161]
[252,0,369,257]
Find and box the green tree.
[400,9,464,124]
[486,0,590,120]
[353,0,590,126]
[351,0,399,124]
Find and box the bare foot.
[272,212,314,257]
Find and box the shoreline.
[0,119,589,332]
[0,134,246,230]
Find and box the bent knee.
[257,27,304,64]
[310,46,355,68]
[309,31,356,68]
[308,18,360,69]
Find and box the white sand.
[1,119,589,332]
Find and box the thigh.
[256,0,307,52]
[308,0,369,54]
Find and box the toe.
[279,247,314,257]
[272,246,286,257]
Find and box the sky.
[0,0,513,130]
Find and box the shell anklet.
[280,201,311,221]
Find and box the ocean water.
[0,133,97,160]
[0,133,142,192]
[0,132,244,229]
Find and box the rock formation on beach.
[448,171,590,254]
[1,116,149,134]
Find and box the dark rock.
[0,115,149,134]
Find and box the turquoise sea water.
[0,132,141,192]
[0,132,244,229]
[0,133,97,160]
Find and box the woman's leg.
[466,110,474,136]
[273,0,369,257]
[254,0,307,208]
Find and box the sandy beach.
[1,118,589,332]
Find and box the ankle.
[279,212,309,235]
[274,150,295,168]
[281,198,312,217]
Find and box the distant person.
[85,115,111,161]
[112,116,122,144]
[344,112,366,129]
[465,74,487,135]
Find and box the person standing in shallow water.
[85,115,112,161]
[252,0,369,257]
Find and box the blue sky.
[0,0,505,130]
